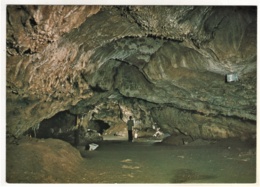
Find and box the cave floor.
[6,137,256,183]
[79,139,256,183]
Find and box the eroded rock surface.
[6,6,256,140]
[6,138,86,183]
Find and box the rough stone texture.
[6,138,86,183]
[7,5,101,55]
[6,6,256,140]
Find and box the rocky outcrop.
[6,138,86,183]
[6,6,256,140]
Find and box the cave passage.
[90,120,110,134]
[5,5,256,184]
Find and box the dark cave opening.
[89,120,110,135]
[23,110,76,139]
[22,110,111,145]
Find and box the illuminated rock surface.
[5,6,257,183]
[6,6,256,140]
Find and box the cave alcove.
[88,120,110,134]
[23,110,76,140]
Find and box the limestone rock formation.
[6,6,256,140]
[6,138,86,183]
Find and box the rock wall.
[6,6,256,140]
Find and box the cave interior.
[5,5,257,183]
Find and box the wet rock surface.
[6,6,256,141]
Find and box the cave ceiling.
[6,5,256,139]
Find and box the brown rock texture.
[6,6,256,140]
[6,138,86,183]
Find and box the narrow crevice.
[89,84,108,93]
[146,34,183,43]
[29,17,37,27]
